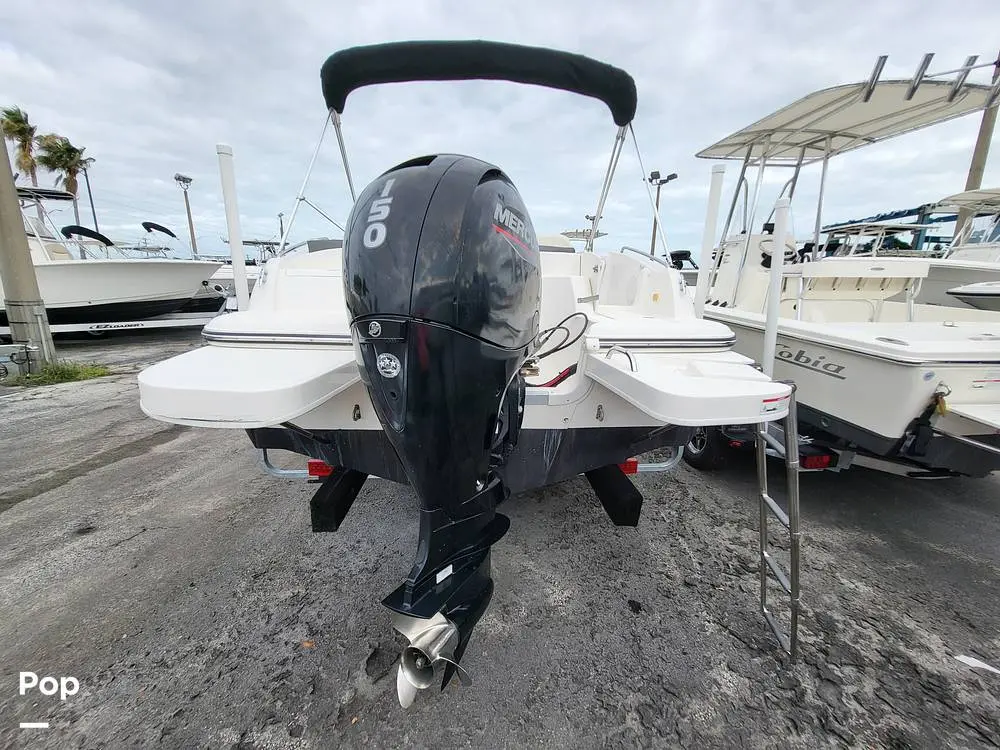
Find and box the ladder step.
[761,492,790,528]
[759,428,787,456]
[754,382,802,661]
[762,607,791,653]
[763,551,792,594]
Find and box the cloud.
[2,0,1000,260]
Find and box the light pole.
[82,166,99,232]
[648,170,678,255]
[278,211,285,238]
[174,173,199,258]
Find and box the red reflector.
[801,454,832,470]
[307,459,333,477]
[619,458,639,474]
[729,440,744,448]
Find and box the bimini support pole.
[762,198,790,377]
[331,110,357,203]
[629,125,673,256]
[702,150,750,294]
[694,165,726,318]
[216,144,251,310]
[586,126,627,253]
[729,140,770,307]
[277,113,333,255]
[811,136,832,261]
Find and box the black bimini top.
[320,40,637,126]
[142,221,178,239]
[60,224,114,247]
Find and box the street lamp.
[174,173,199,258]
[648,170,678,255]
[278,211,285,238]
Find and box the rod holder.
[904,53,934,101]
[947,55,979,102]
[862,55,888,102]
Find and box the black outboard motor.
[343,153,541,704]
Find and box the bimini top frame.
[698,62,999,166]
[931,187,1000,249]
[932,187,1000,214]
[695,52,1000,302]
[278,40,651,256]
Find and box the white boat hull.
[716,315,939,440]
[139,245,795,491]
[0,259,220,324]
[909,260,1000,308]
[704,304,1000,475]
[946,281,1000,311]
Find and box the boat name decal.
[775,343,846,380]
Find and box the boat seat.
[539,251,583,277]
[803,258,928,300]
[596,252,643,306]
[43,242,74,260]
[769,260,928,323]
[786,299,883,324]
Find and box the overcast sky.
[3,0,1000,260]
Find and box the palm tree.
[36,134,95,225]
[1,106,39,186]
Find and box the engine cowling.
[344,153,541,513]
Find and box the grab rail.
[605,345,637,372]
[619,245,673,270]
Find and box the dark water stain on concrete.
[0,424,188,513]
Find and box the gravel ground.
[0,333,998,749]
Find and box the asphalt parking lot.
[0,330,998,749]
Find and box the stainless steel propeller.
[391,611,472,707]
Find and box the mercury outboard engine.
[343,154,541,706]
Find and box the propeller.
[391,611,472,707]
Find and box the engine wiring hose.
[533,311,591,360]
[490,310,593,431]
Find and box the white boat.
[138,40,793,705]
[947,279,1000,310]
[126,221,266,313]
[818,189,1000,308]
[3,187,221,325]
[911,188,1000,307]
[689,52,1000,478]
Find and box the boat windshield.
[22,214,57,241]
[963,213,1000,244]
[822,226,929,257]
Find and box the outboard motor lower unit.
[343,154,541,704]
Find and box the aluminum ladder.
[754,382,801,659]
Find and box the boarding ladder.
[754,382,802,659]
